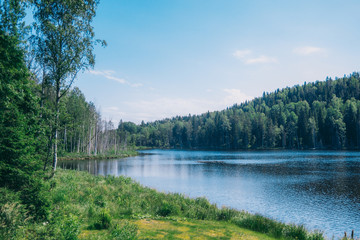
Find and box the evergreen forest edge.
[119,73,360,151]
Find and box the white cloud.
[104,106,121,112]
[233,49,277,64]
[113,89,253,123]
[89,70,115,76]
[223,89,253,105]
[293,46,326,56]
[130,83,143,87]
[104,75,126,84]
[244,55,277,64]
[233,49,252,59]
[88,70,142,87]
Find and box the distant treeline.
[55,87,122,156]
[118,73,360,150]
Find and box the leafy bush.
[283,224,308,240]
[110,220,138,240]
[63,214,81,240]
[0,194,27,240]
[232,212,325,240]
[90,208,112,230]
[156,200,180,217]
[217,207,238,221]
[94,194,106,207]
[0,30,50,221]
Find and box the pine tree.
[0,30,49,219]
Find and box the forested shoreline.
[118,73,360,151]
[0,1,134,238]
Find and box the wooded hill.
[117,73,360,150]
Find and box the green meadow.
[1,169,326,239]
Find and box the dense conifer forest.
[0,1,128,238]
[118,73,360,150]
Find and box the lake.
[58,150,360,238]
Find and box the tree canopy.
[31,0,105,170]
[116,73,360,150]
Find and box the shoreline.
[56,169,325,239]
[58,150,139,161]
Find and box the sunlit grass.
[49,169,324,240]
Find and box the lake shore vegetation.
[58,149,138,161]
[2,169,326,240]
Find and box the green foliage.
[90,208,112,230]
[283,224,308,240]
[217,207,238,221]
[0,0,27,37]
[118,73,360,150]
[42,170,324,240]
[156,200,180,217]
[60,214,81,240]
[0,30,50,220]
[31,0,106,170]
[0,189,28,240]
[1,168,324,239]
[232,212,324,240]
[110,221,138,240]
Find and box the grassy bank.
[58,150,138,161]
[1,169,327,239]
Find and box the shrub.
[283,224,308,240]
[217,207,238,221]
[62,214,81,240]
[0,200,27,239]
[308,231,325,240]
[110,220,138,240]
[90,208,112,230]
[232,213,284,238]
[94,194,106,207]
[232,212,325,240]
[156,200,180,217]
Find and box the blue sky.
[75,0,360,124]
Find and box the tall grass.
[50,169,325,239]
[1,169,327,239]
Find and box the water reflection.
[59,150,360,238]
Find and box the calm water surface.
[59,150,360,238]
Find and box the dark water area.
[58,150,360,238]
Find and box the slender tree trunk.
[114,133,117,155]
[77,133,80,153]
[94,122,97,156]
[64,127,67,151]
[43,134,53,171]
[53,84,60,171]
[71,132,73,152]
[88,125,92,155]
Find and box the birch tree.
[31,0,105,170]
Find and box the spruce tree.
[0,30,49,219]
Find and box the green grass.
[58,149,138,161]
[1,169,326,239]
[132,218,277,240]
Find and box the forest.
[117,73,360,150]
[0,0,130,238]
